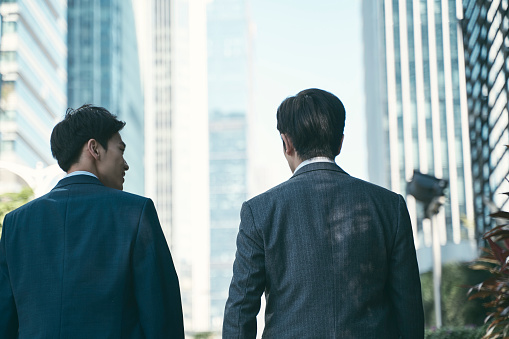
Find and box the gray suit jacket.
[223,162,424,338]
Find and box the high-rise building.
[207,0,251,330]
[0,0,67,193]
[134,0,211,333]
[461,0,509,240]
[133,0,173,244]
[169,0,210,332]
[67,0,144,195]
[135,0,250,333]
[362,0,476,271]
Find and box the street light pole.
[408,171,448,329]
[431,212,442,327]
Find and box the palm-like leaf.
[469,204,509,338]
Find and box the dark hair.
[50,104,126,171]
[276,88,346,160]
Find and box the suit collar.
[53,174,104,190]
[291,161,348,178]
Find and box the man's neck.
[293,157,335,174]
[67,162,99,177]
[65,170,98,179]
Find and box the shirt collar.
[65,170,98,179]
[294,157,335,174]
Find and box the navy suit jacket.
[223,162,424,338]
[0,175,184,338]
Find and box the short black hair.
[50,104,126,172]
[276,88,346,160]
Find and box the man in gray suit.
[223,88,424,338]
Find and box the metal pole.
[431,212,442,328]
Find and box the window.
[1,21,16,35]
[0,51,16,63]
[1,81,14,100]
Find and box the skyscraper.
[207,0,251,330]
[67,0,144,195]
[134,0,211,332]
[133,0,173,247]
[461,0,509,240]
[362,0,476,270]
[0,0,67,192]
[135,0,250,333]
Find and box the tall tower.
[67,0,144,195]
[362,0,476,270]
[0,0,67,192]
[207,0,251,330]
[132,0,173,247]
[461,0,509,239]
[134,0,210,333]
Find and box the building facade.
[67,0,144,195]
[461,0,509,239]
[362,0,476,271]
[132,0,174,255]
[207,0,251,330]
[134,0,211,333]
[0,0,67,193]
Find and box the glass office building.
[133,0,174,250]
[362,0,476,271]
[207,0,251,329]
[0,0,67,192]
[461,0,509,239]
[67,0,144,195]
[135,0,211,332]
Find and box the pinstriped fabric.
[223,162,424,338]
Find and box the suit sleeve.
[0,214,18,339]
[223,202,265,339]
[389,195,424,339]
[132,199,184,338]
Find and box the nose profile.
[124,159,129,170]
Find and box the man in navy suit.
[0,105,184,338]
[223,89,424,338]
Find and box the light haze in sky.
[249,0,367,196]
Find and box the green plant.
[420,263,489,328]
[469,210,509,338]
[0,186,34,233]
[425,325,487,339]
[193,332,214,339]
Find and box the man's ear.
[337,134,345,155]
[87,139,101,161]
[281,134,295,156]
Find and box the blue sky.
[249,0,368,194]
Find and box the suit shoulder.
[245,178,304,210]
[96,188,154,210]
[349,176,401,197]
[7,188,151,218]
[108,188,150,202]
[4,194,44,218]
[246,172,403,208]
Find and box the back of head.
[50,104,125,172]
[276,88,346,160]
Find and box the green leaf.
[490,211,509,220]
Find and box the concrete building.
[134,0,211,333]
[461,0,509,239]
[362,0,477,271]
[67,0,144,195]
[207,0,251,330]
[0,0,67,193]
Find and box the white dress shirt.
[65,170,98,179]
[294,156,335,174]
